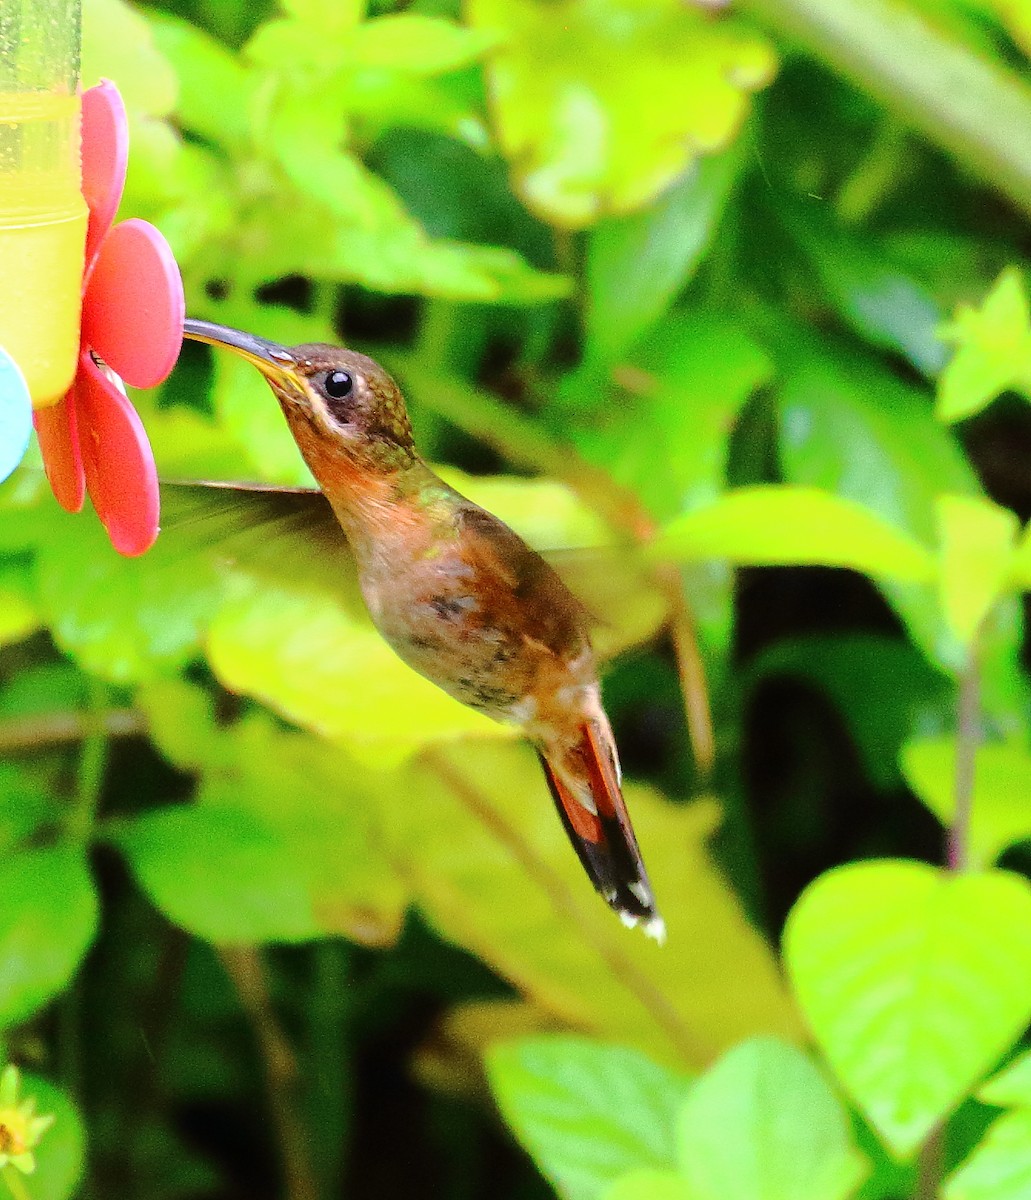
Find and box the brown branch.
[218,948,317,1200]
[0,709,145,753]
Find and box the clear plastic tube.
[0,0,87,407]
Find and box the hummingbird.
[182,318,664,940]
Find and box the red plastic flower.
[33,80,184,556]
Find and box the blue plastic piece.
[0,346,32,484]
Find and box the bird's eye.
[324,370,354,400]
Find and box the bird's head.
[183,319,417,477]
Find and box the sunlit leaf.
[0,846,99,1029]
[148,12,255,153]
[82,0,178,115]
[36,503,223,683]
[938,268,1031,422]
[902,736,1031,868]
[785,860,1031,1158]
[487,1036,689,1200]
[0,562,38,648]
[470,0,775,227]
[675,1038,867,1200]
[120,698,406,946]
[603,1171,689,1200]
[651,486,935,582]
[936,494,1019,646]
[393,742,803,1067]
[349,15,498,74]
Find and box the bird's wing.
[158,480,669,658]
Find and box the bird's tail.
[538,719,665,942]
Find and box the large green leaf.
[0,846,99,1029]
[119,694,406,946]
[902,737,1031,868]
[392,741,802,1067]
[651,486,935,582]
[674,1037,867,1200]
[775,347,1025,692]
[574,314,772,521]
[487,1037,690,1200]
[470,0,774,227]
[784,861,1031,1158]
[585,150,744,364]
[35,502,224,683]
[785,203,946,376]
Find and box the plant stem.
[915,1124,944,1200]
[219,947,318,1200]
[65,679,110,845]
[915,632,982,1195]
[0,709,144,753]
[948,637,981,873]
[742,0,1031,220]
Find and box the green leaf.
[789,204,947,375]
[0,561,38,647]
[675,1037,867,1200]
[943,1109,1031,1200]
[22,1073,86,1200]
[585,149,743,364]
[938,268,1031,422]
[0,846,99,1029]
[470,0,775,227]
[902,737,1031,868]
[486,1037,690,1200]
[979,1048,1031,1107]
[936,494,1019,646]
[148,12,255,153]
[265,96,569,302]
[573,313,773,518]
[119,706,406,946]
[650,486,935,582]
[36,503,223,683]
[602,1170,689,1200]
[784,861,1031,1159]
[395,743,803,1066]
[82,0,178,116]
[349,15,499,73]
[774,345,1026,695]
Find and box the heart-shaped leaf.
[784,861,1031,1159]
[675,1038,867,1200]
[487,1036,690,1200]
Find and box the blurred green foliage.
[5,0,1031,1197]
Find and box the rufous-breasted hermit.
[183,318,664,940]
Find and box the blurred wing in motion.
[158,479,671,659]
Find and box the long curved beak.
[183,319,297,384]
